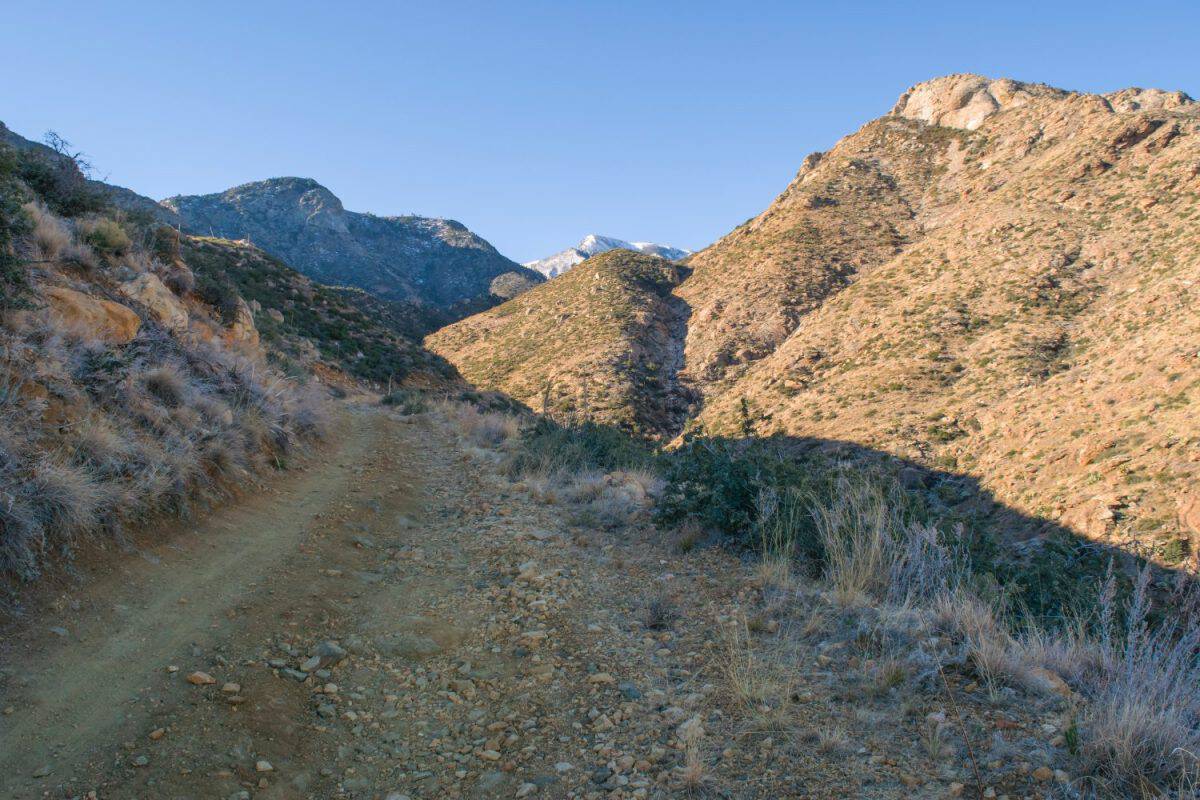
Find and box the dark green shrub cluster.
[0,146,32,309]
[655,437,807,538]
[505,416,655,477]
[13,141,106,217]
[381,388,428,414]
[82,218,131,257]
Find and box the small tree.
[15,131,106,217]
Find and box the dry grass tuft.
[25,201,72,260]
[435,400,520,449]
[642,590,677,631]
[722,620,800,731]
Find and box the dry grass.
[749,475,1200,797]
[25,201,72,260]
[641,589,677,631]
[435,400,520,449]
[722,619,799,732]
[1072,568,1200,796]
[0,315,328,589]
[676,716,711,795]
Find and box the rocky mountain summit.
[163,177,542,315]
[525,233,690,278]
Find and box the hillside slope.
[163,178,542,315]
[687,75,1200,557]
[0,137,332,588]
[181,236,458,388]
[434,75,1200,560]
[427,250,696,435]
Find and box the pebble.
[187,671,216,686]
[256,760,274,772]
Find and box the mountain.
[525,233,691,278]
[162,177,542,315]
[427,250,696,435]
[434,74,1200,560]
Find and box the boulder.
[118,273,189,332]
[44,286,140,344]
[224,297,260,348]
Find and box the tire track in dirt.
[0,403,392,796]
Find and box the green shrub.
[194,269,242,324]
[381,388,428,414]
[152,224,182,263]
[506,416,655,477]
[82,218,131,256]
[655,437,807,540]
[0,146,32,309]
[15,149,107,217]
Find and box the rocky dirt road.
[0,402,1066,799]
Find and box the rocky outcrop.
[43,286,141,343]
[162,178,542,316]
[118,273,188,332]
[224,297,259,348]
[891,74,1069,130]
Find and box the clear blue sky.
[2,1,1197,263]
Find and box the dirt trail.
[0,402,1058,800]
[0,404,388,792]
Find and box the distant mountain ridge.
[524,234,690,278]
[163,178,542,315]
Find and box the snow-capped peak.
[524,234,691,279]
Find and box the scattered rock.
[187,671,217,686]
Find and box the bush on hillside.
[81,217,131,257]
[655,437,807,540]
[504,416,655,478]
[0,146,32,309]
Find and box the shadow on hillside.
[659,266,701,438]
[668,430,1194,618]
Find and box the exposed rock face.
[224,296,259,348]
[890,74,1068,131]
[43,286,141,343]
[118,273,188,332]
[162,178,541,315]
